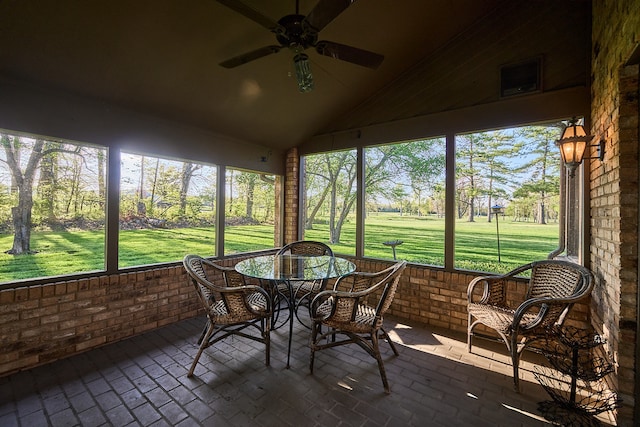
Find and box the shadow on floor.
[0,315,617,426]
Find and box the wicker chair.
[309,261,407,393]
[467,260,594,391]
[275,240,334,327]
[183,255,271,377]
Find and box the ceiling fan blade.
[315,41,384,69]
[216,0,280,31]
[219,45,281,68]
[304,0,356,32]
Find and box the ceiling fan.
[217,0,384,92]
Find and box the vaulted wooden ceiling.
[0,0,512,151]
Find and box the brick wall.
[0,265,197,376]
[0,255,275,378]
[591,0,640,423]
[0,250,592,380]
[352,259,590,336]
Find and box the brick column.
[284,147,299,243]
[591,1,640,423]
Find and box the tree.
[390,184,408,215]
[404,140,446,216]
[224,170,274,223]
[303,155,331,230]
[303,150,358,243]
[303,139,446,243]
[97,150,105,200]
[63,154,82,215]
[1,134,79,254]
[179,162,202,218]
[37,141,59,222]
[476,130,520,222]
[456,133,483,221]
[327,151,357,243]
[515,125,562,224]
[236,172,257,218]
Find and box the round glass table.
[235,254,355,367]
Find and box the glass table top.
[235,255,355,281]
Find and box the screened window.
[454,125,561,272]
[301,149,357,256]
[1,131,107,282]
[364,138,446,264]
[224,168,277,254]
[119,153,217,267]
[300,122,565,274]
[1,128,283,285]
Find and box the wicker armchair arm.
[310,282,384,321]
[215,283,266,294]
[314,279,385,305]
[213,284,272,317]
[220,283,270,297]
[467,276,501,304]
[189,257,272,316]
[512,289,590,331]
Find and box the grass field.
[0,213,558,282]
[305,213,559,273]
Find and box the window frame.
[299,120,585,273]
[0,132,283,287]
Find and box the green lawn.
[0,214,558,282]
[305,214,558,273]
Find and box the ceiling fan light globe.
[293,53,314,92]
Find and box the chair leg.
[197,321,208,345]
[379,327,399,356]
[467,313,473,352]
[371,332,391,394]
[512,350,521,392]
[309,321,318,373]
[510,335,524,392]
[264,318,270,367]
[188,322,215,377]
[293,295,312,329]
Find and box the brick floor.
[0,315,617,426]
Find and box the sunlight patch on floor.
[502,403,551,424]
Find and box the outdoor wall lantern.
[556,117,605,177]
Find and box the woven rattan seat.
[275,240,334,327]
[183,254,271,377]
[309,261,407,393]
[467,260,594,391]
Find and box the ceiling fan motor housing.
[217,0,383,70]
[275,15,318,49]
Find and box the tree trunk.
[305,184,329,230]
[97,150,105,199]
[179,162,199,217]
[468,177,476,222]
[148,158,159,216]
[333,192,356,244]
[38,144,57,222]
[539,200,547,225]
[328,179,338,243]
[10,195,33,254]
[227,170,234,214]
[246,176,255,218]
